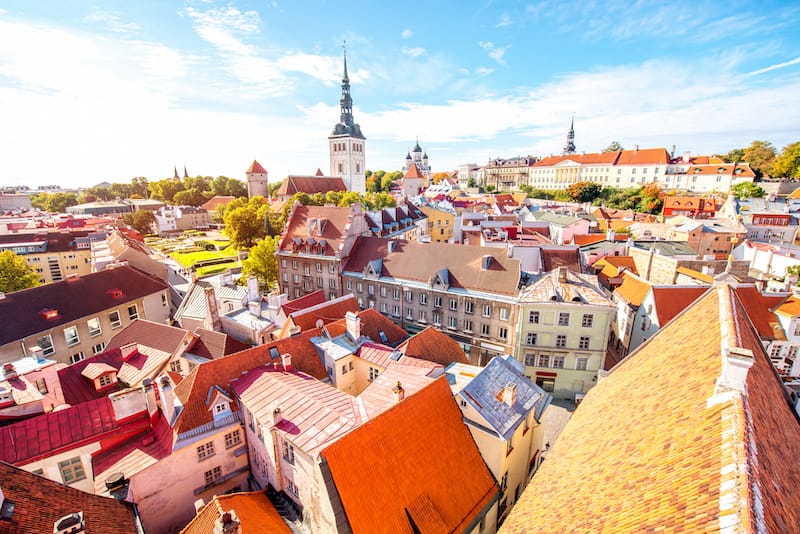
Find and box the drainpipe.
[271,428,283,491]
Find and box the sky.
[1,1,799,189]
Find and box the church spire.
[339,42,354,127]
[562,115,576,155]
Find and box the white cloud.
[401,46,426,58]
[475,67,494,76]
[496,13,512,27]
[478,41,508,65]
[85,10,142,33]
[0,8,8,15]
[401,28,412,39]
[478,41,493,51]
[748,56,800,76]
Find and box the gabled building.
[501,284,800,533]
[446,355,551,526]
[0,351,64,421]
[274,293,359,339]
[0,265,170,366]
[662,195,718,219]
[516,268,614,399]
[277,203,371,300]
[91,230,169,284]
[343,236,522,364]
[0,461,140,534]
[609,272,651,359]
[0,230,99,285]
[627,285,708,353]
[533,211,592,245]
[274,175,348,201]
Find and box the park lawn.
[170,249,236,268]
[196,261,240,277]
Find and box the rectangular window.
[87,317,102,337]
[419,293,427,305]
[225,430,242,449]
[36,335,55,356]
[500,308,509,321]
[794,323,800,337]
[465,301,474,314]
[127,304,139,321]
[204,466,222,485]
[329,278,336,289]
[367,284,374,295]
[317,277,324,288]
[393,305,400,317]
[356,282,362,293]
[63,325,80,347]
[346,279,352,291]
[481,323,490,336]
[394,287,401,300]
[197,441,215,460]
[558,312,570,326]
[281,258,287,268]
[432,312,442,326]
[552,355,565,368]
[92,342,105,355]
[434,296,442,308]
[293,274,299,284]
[464,320,473,333]
[406,307,413,320]
[581,314,594,328]
[419,310,427,323]
[59,457,86,484]
[303,265,310,276]
[380,302,388,313]
[528,311,540,324]
[524,353,536,366]
[98,374,113,387]
[170,360,182,373]
[526,332,537,345]
[70,351,85,364]
[35,378,48,394]
[556,335,567,348]
[499,326,508,339]
[316,262,322,272]
[380,286,387,297]
[329,264,336,274]
[579,336,590,349]
[448,316,457,329]
[449,299,457,311]
[538,354,550,367]
[406,290,413,302]
[369,367,380,382]
[482,304,491,317]
[282,441,295,464]
[576,357,588,371]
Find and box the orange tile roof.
[246,160,267,174]
[286,294,360,333]
[0,461,138,534]
[181,491,291,534]
[201,195,237,212]
[404,163,425,179]
[663,196,717,212]
[501,285,800,532]
[278,204,354,257]
[172,329,326,435]
[533,151,620,167]
[613,272,651,307]
[280,289,327,316]
[615,147,671,165]
[650,286,707,325]
[396,326,469,366]
[774,294,800,318]
[325,308,408,346]
[321,378,498,534]
[675,266,713,283]
[734,286,786,341]
[788,186,800,200]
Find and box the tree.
[602,141,624,153]
[771,142,800,179]
[173,188,211,206]
[45,192,78,213]
[721,148,746,163]
[148,179,186,203]
[566,181,602,203]
[742,140,777,178]
[30,192,48,210]
[242,236,280,290]
[730,182,766,199]
[123,210,156,234]
[431,172,449,184]
[0,251,40,293]
[224,205,265,247]
[466,177,477,188]
[131,177,149,198]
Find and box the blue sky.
[1,0,799,188]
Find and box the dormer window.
[214,402,229,415]
[107,288,125,299]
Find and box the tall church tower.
[246,160,269,199]
[329,46,366,194]
[562,116,576,155]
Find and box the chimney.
[270,405,283,426]
[104,473,130,500]
[120,342,137,361]
[246,276,259,302]
[204,286,222,331]
[702,264,716,276]
[248,301,261,317]
[194,499,206,513]
[28,345,45,363]
[2,363,17,380]
[345,311,361,341]
[634,145,639,152]
[392,381,405,403]
[281,353,292,372]
[53,512,84,534]
[606,228,615,241]
[710,347,754,402]
[157,375,177,422]
[682,150,691,163]
[214,510,241,534]
[502,382,517,406]
[221,271,234,287]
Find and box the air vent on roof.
[107,288,125,299]
[2,364,17,380]
[38,308,60,321]
[54,512,84,534]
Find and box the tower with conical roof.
[562,116,576,155]
[329,44,366,194]
[246,160,269,199]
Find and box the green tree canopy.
[730,181,766,199]
[0,250,40,293]
[602,141,624,153]
[45,192,79,213]
[566,181,603,203]
[122,210,157,234]
[742,140,777,178]
[173,188,211,207]
[224,205,265,247]
[242,236,280,291]
[771,142,800,179]
[721,148,746,163]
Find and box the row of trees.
[719,140,800,179]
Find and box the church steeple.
[562,115,576,155]
[339,44,354,127]
[329,43,366,194]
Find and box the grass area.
[196,261,240,277]
[170,249,238,268]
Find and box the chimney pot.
[392,381,405,402]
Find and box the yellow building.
[419,205,455,243]
[0,231,95,284]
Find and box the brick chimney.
[712,346,754,400]
[392,381,405,403]
[345,311,361,341]
[214,510,240,534]
[502,382,517,406]
[281,353,292,372]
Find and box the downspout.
[271,428,283,491]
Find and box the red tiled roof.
[278,205,354,257]
[201,196,237,212]
[663,196,717,212]
[246,160,267,174]
[0,461,138,534]
[191,328,251,360]
[404,164,425,179]
[344,237,521,296]
[322,378,498,534]
[501,285,800,532]
[0,397,150,465]
[181,491,291,534]
[650,286,707,325]
[540,246,581,272]
[396,327,469,366]
[280,289,327,316]
[774,294,800,318]
[0,266,168,346]
[172,329,327,435]
[735,286,787,341]
[275,176,346,197]
[533,151,620,167]
[325,308,408,346]
[615,147,670,165]
[287,295,360,333]
[105,319,190,354]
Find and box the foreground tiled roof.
[344,236,521,296]
[285,294,360,334]
[520,269,613,307]
[104,319,191,354]
[246,160,267,174]
[172,329,326,435]
[0,265,168,346]
[396,326,469,366]
[501,285,800,532]
[180,491,291,534]
[774,294,800,318]
[0,461,137,533]
[321,378,498,534]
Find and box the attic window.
[378,330,389,344]
[694,168,701,174]
[735,168,743,174]
[718,167,725,173]
[38,308,60,321]
[269,347,279,359]
[107,288,125,299]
